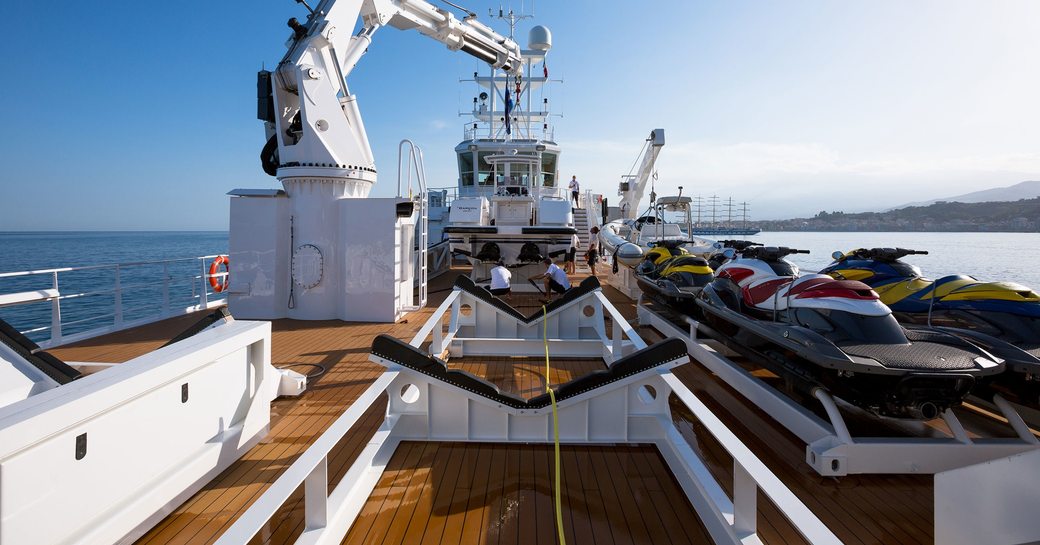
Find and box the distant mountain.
[889,180,1040,210]
[757,198,1040,232]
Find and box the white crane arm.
[259,0,523,188]
[618,129,665,219]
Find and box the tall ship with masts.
[688,195,761,236]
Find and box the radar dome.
[528,25,552,52]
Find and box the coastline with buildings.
[757,198,1040,232]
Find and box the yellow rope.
[543,305,567,545]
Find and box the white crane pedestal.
[227,186,416,323]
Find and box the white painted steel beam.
[638,302,1040,476]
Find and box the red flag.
[543,62,548,78]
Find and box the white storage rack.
[636,299,1040,477]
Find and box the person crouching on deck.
[489,260,512,301]
[532,257,571,302]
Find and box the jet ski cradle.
[637,299,1040,476]
[219,273,842,545]
[432,275,645,360]
[371,333,688,413]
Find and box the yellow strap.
[543,305,567,545]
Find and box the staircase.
[573,208,591,249]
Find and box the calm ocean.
[1,230,1038,341]
[0,232,228,341]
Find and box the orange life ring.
[209,255,229,293]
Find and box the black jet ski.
[696,245,1004,420]
[634,240,715,309]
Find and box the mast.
[709,195,719,228]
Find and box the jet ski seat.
[786,277,878,300]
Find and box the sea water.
[1,231,1038,341]
[0,232,228,341]
[749,231,1040,287]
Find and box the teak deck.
[341,442,712,545]
[50,268,939,545]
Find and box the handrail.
[214,371,400,545]
[0,254,228,347]
[593,291,646,359]
[0,254,225,278]
[398,139,429,310]
[663,373,843,544]
[409,290,460,352]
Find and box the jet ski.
[634,240,714,308]
[696,245,1004,420]
[821,247,1040,407]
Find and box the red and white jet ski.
[696,245,1003,419]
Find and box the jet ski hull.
[697,279,999,420]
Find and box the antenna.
[490,3,534,39]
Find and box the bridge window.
[541,153,557,187]
[458,152,474,186]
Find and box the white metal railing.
[662,373,843,544]
[426,240,452,280]
[413,289,461,355]
[426,186,457,210]
[398,139,428,310]
[593,291,646,357]
[0,255,229,348]
[463,122,555,142]
[213,371,400,545]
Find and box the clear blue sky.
[2,0,1037,229]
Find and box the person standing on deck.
[586,226,601,276]
[565,233,579,274]
[568,175,580,208]
[532,257,570,302]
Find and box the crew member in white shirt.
[489,261,512,301]
[568,176,580,208]
[532,257,571,301]
[586,226,601,276]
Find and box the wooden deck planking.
[41,267,962,545]
[448,356,605,398]
[340,443,713,545]
[50,268,612,545]
[49,300,443,544]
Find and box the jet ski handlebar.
[741,246,810,261]
[717,240,763,251]
[648,239,714,248]
[851,247,929,261]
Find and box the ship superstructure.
[438,16,578,284]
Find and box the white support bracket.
[637,300,1040,476]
